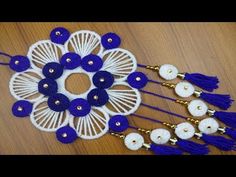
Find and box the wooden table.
[0,22,236,155]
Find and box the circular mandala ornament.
[9,28,141,141]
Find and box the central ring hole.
[65,73,91,95]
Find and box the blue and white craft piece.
[9,28,141,141]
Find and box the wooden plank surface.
[0,22,236,155]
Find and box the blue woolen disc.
[50,27,70,45]
[101,32,121,49]
[42,62,63,80]
[81,54,103,72]
[69,98,91,117]
[12,100,33,118]
[9,55,30,72]
[38,78,58,96]
[127,72,148,89]
[108,115,129,132]
[87,88,109,106]
[56,126,78,144]
[47,93,70,112]
[92,71,114,89]
[60,52,81,70]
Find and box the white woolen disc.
[198,118,219,134]
[188,99,208,117]
[159,64,178,80]
[175,122,195,140]
[124,133,144,151]
[175,81,195,97]
[150,128,171,144]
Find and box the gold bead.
[135,77,141,81]
[62,133,67,138]
[88,60,93,65]
[66,58,71,62]
[43,84,49,88]
[55,31,61,36]
[184,86,188,90]
[197,106,202,110]
[108,38,113,43]
[55,100,60,105]
[14,60,19,65]
[167,69,173,73]
[116,122,121,126]
[93,95,98,100]
[207,126,211,129]
[77,106,82,110]
[183,128,188,132]
[49,69,54,73]
[157,136,161,139]
[17,106,23,111]
[99,78,105,82]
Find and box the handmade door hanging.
[1,27,236,155]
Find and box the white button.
[175,81,195,98]
[187,99,208,117]
[159,64,178,80]
[175,122,195,139]
[198,118,219,134]
[150,128,171,144]
[124,133,144,151]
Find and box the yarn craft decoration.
[1,27,236,155]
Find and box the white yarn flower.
[9,29,141,140]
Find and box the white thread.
[101,48,137,82]
[9,69,44,102]
[30,98,70,132]
[27,40,65,71]
[69,107,109,139]
[65,30,103,57]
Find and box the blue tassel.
[176,139,209,155]
[184,73,219,92]
[225,127,236,140]
[199,92,234,110]
[200,133,236,151]
[214,111,236,129]
[150,144,183,155]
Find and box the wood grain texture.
[0,22,236,155]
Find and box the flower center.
[65,73,91,95]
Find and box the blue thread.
[9,55,30,72]
[150,144,183,155]
[0,51,12,65]
[81,54,103,72]
[42,62,64,79]
[87,88,109,106]
[60,52,81,70]
[69,98,91,117]
[38,78,58,96]
[108,115,129,132]
[12,100,33,118]
[214,111,236,129]
[47,93,70,112]
[93,71,114,89]
[50,27,70,45]
[139,89,176,102]
[56,126,78,144]
[127,72,148,89]
[101,32,121,49]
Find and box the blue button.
[38,78,58,96]
[47,93,70,112]
[81,54,103,72]
[108,115,129,132]
[87,88,109,106]
[101,32,121,49]
[60,52,81,70]
[56,126,78,144]
[12,100,33,118]
[69,98,91,117]
[50,27,70,45]
[127,72,148,89]
[42,62,63,80]
[9,55,30,72]
[92,71,114,89]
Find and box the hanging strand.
[0,51,12,65]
